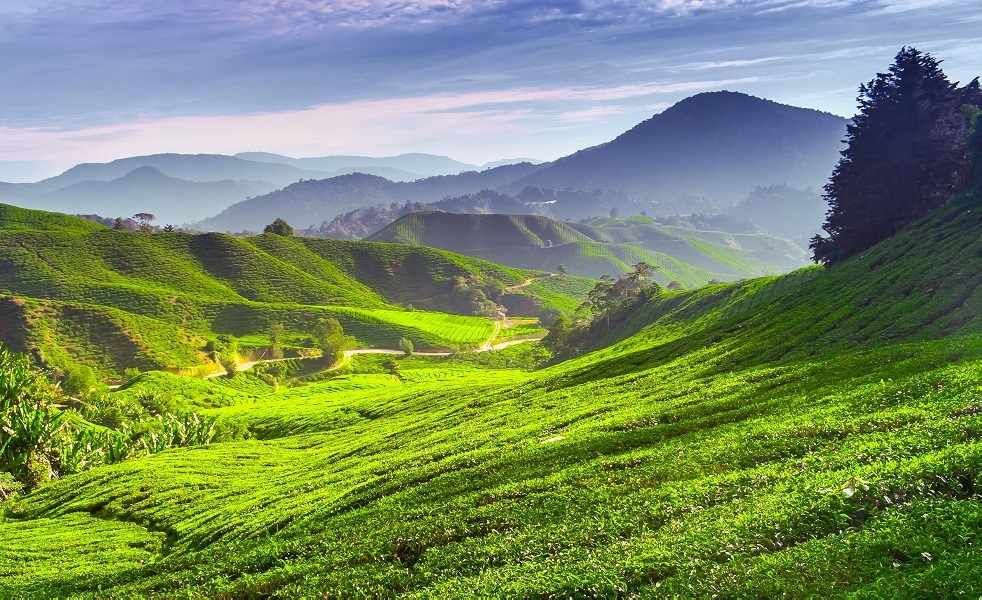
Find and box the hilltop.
[510,91,846,205]
[370,212,808,283]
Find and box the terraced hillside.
[0,205,582,378]
[2,131,980,596]
[370,212,808,284]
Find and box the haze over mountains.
[0,153,534,224]
[369,212,808,282]
[195,92,846,234]
[0,91,845,236]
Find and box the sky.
[0,0,979,181]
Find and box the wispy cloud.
[0,0,978,172]
[0,80,753,166]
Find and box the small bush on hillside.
[264,218,294,237]
[59,363,97,398]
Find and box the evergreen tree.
[811,47,980,265]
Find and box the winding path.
[203,334,543,378]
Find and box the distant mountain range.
[193,92,847,234]
[233,152,541,177]
[190,164,543,233]
[0,152,534,224]
[369,212,808,283]
[0,91,846,231]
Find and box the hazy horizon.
[1,0,980,181]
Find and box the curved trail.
[203,334,543,379]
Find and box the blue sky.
[0,0,979,180]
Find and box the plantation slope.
[552,191,981,374]
[371,212,592,250]
[370,211,808,282]
[3,187,981,595]
[4,339,980,596]
[0,202,106,233]
[0,205,588,376]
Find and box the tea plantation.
[0,207,583,379]
[0,165,979,596]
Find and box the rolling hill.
[2,126,979,597]
[369,212,809,284]
[0,203,586,378]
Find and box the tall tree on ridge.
[811,47,980,265]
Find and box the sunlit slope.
[370,212,808,282]
[557,193,980,369]
[3,177,980,595]
[0,205,579,375]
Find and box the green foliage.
[0,346,65,490]
[812,47,981,264]
[398,336,414,356]
[267,322,285,360]
[545,262,661,353]
[312,318,355,365]
[263,217,294,237]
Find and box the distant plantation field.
[0,205,578,377]
[327,306,496,347]
[370,212,809,282]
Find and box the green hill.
[0,206,582,377]
[369,212,808,284]
[2,126,980,596]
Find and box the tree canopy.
[264,218,294,237]
[811,47,980,265]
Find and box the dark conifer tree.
[811,47,979,265]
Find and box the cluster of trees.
[812,47,982,265]
[544,262,660,352]
[264,218,294,237]
[312,318,355,365]
[451,274,507,319]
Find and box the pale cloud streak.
[0,0,979,177]
[0,79,755,166]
